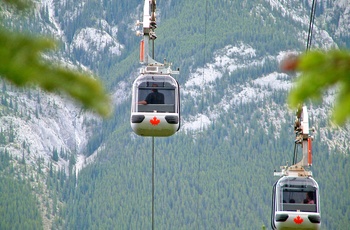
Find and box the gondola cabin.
[130,67,180,137]
[271,175,321,230]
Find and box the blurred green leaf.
[288,49,350,125]
[0,28,111,117]
[2,0,32,10]
[0,0,111,117]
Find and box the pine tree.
[52,148,59,162]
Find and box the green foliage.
[288,49,350,125]
[0,0,111,117]
[2,0,32,10]
[0,28,111,117]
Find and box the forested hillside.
[0,150,42,229]
[0,0,350,229]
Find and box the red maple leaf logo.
[150,117,160,126]
[294,216,304,225]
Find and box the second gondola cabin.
[130,65,180,137]
[271,169,321,230]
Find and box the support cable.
[150,2,156,229]
[306,0,317,51]
[293,142,298,165]
[293,1,316,165]
[196,1,208,229]
[152,136,155,230]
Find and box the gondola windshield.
[276,177,318,212]
[132,75,178,113]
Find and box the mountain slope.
[62,1,350,229]
[1,0,350,229]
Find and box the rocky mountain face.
[1,0,349,198]
[180,0,350,149]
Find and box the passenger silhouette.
[139,84,164,105]
[303,191,315,204]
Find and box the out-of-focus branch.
[281,49,350,125]
[0,0,111,117]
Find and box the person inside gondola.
[139,84,164,105]
[303,191,315,204]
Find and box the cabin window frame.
[276,177,319,213]
[132,74,179,113]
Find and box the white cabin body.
[271,173,321,230]
[130,70,180,137]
